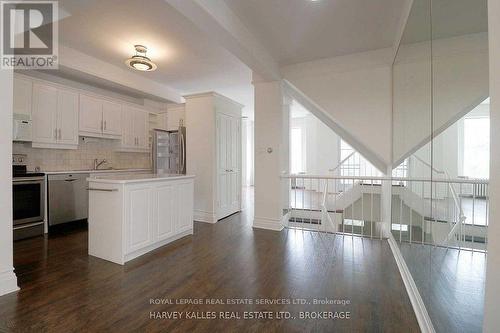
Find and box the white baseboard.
[124,229,194,264]
[194,210,217,224]
[0,269,19,297]
[253,216,284,231]
[387,234,435,333]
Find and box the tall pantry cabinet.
[184,92,243,223]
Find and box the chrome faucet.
[94,159,107,170]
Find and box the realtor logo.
[1,0,58,69]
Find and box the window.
[291,127,304,174]
[463,117,489,179]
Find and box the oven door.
[13,177,45,226]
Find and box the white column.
[483,1,500,331]
[381,166,393,237]
[0,68,19,296]
[253,76,290,231]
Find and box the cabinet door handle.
[101,120,103,131]
[58,129,62,140]
[54,128,57,139]
[104,120,107,130]
[87,188,118,192]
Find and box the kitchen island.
[87,173,195,265]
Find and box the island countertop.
[87,173,195,184]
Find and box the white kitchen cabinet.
[79,95,102,135]
[166,105,185,130]
[185,92,242,223]
[102,100,122,136]
[121,106,135,148]
[32,83,79,149]
[156,184,176,241]
[88,175,195,265]
[13,76,32,117]
[79,94,122,139]
[119,106,148,152]
[32,84,57,144]
[126,185,153,253]
[57,89,79,146]
[135,110,148,149]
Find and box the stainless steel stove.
[12,154,45,240]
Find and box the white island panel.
[88,174,195,265]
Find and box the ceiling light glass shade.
[125,45,157,71]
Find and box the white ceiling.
[224,0,405,66]
[57,0,254,114]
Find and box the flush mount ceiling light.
[125,45,157,71]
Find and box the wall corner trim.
[194,210,217,224]
[253,216,285,231]
[387,235,436,333]
[0,269,19,297]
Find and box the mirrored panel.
[392,0,489,331]
[392,0,432,243]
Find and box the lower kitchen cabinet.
[88,176,194,265]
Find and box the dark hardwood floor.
[0,188,419,332]
[399,243,485,333]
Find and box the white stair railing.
[408,155,467,247]
[284,173,488,251]
[284,174,385,239]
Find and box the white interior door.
[216,113,241,219]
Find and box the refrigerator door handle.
[180,131,185,174]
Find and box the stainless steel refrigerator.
[152,127,186,174]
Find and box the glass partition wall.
[392,0,489,332]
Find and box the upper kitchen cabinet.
[102,100,122,136]
[118,106,148,152]
[32,83,79,149]
[166,104,185,131]
[79,94,122,139]
[13,76,33,117]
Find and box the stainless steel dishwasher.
[48,173,90,226]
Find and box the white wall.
[483,0,500,330]
[0,69,18,296]
[241,118,254,186]
[283,48,393,169]
[253,79,289,231]
[185,94,217,223]
[290,114,340,175]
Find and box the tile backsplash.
[13,137,151,171]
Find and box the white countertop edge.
[43,168,152,175]
[87,174,195,184]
